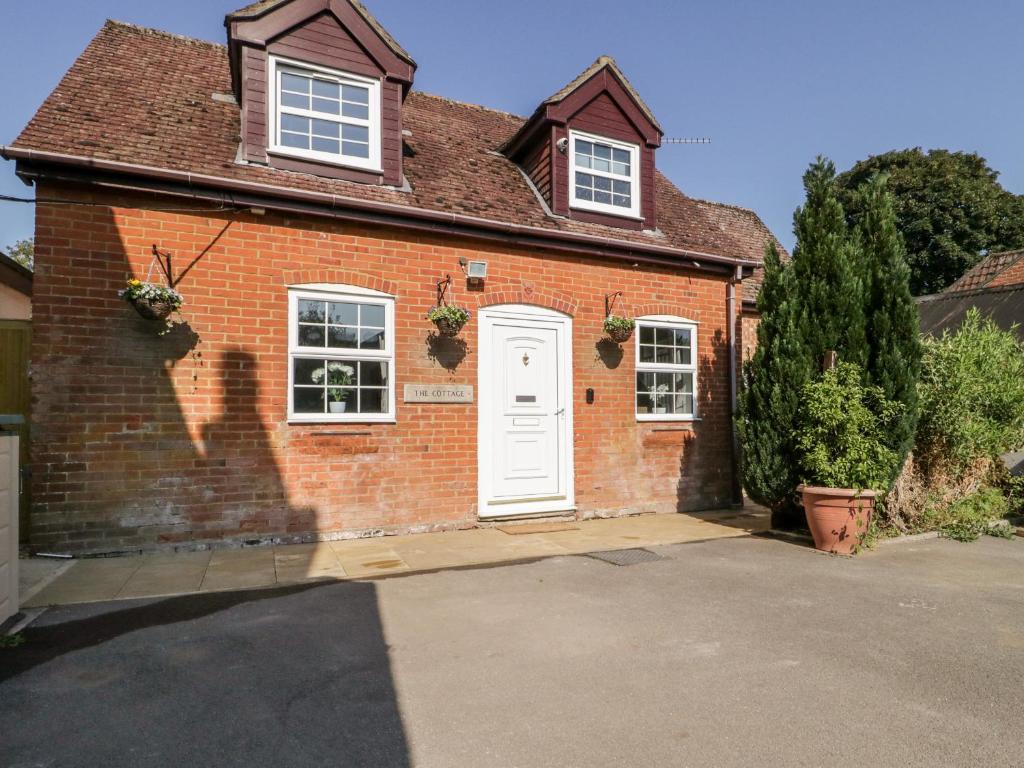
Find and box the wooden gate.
[0,320,30,543]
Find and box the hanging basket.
[427,306,472,337]
[433,316,467,337]
[603,316,635,344]
[606,325,634,344]
[119,278,183,325]
[129,296,178,321]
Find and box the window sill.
[288,418,396,426]
[636,416,701,424]
[268,148,383,175]
[569,202,644,221]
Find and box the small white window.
[569,130,641,219]
[635,316,698,421]
[269,56,381,172]
[288,286,395,422]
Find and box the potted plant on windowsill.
[795,363,904,555]
[427,305,471,337]
[652,382,670,414]
[603,315,635,344]
[119,278,183,323]
[312,362,355,413]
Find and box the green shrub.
[795,363,904,491]
[931,487,1011,542]
[917,309,1024,466]
[881,310,1024,537]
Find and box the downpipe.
[728,265,743,506]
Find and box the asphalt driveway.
[3,534,1023,767]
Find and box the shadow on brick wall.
[676,328,732,511]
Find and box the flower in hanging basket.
[119,278,184,323]
[603,315,635,343]
[427,305,472,336]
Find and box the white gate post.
[0,432,19,625]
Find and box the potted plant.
[119,278,183,323]
[427,305,471,337]
[652,382,670,414]
[795,363,903,554]
[603,315,635,344]
[311,362,355,413]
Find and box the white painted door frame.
[478,304,574,518]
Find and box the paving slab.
[200,547,277,592]
[20,508,771,606]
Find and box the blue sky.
[2,0,1022,252]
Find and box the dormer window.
[268,56,381,172]
[569,130,640,219]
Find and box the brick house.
[2,0,781,554]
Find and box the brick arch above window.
[630,303,702,323]
[475,286,578,317]
[283,268,397,297]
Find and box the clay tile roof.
[543,55,662,133]
[944,249,1024,294]
[692,201,787,305]
[6,20,780,276]
[226,0,415,66]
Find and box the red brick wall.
[29,182,739,553]
[741,311,759,361]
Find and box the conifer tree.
[856,174,922,469]
[738,243,809,527]
[789,158,868,370]
[740,157,868,526]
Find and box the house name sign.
[403,384,474,404]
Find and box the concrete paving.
[2,534,1022,767]
[20,508,767,607]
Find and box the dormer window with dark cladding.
[226,0,416,187]
[503,56,663,231]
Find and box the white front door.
[478,305,573,518]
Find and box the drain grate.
[585,548,664,566]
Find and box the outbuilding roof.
[944,249,1024,294]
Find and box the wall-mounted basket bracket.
[604,291,624,318]
[436,274,453,307]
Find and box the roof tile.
[9,20,779,281]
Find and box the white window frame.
[635,315,698,422]
[568,129,641,219]
[287,284,396,424]
[268,55,382,173]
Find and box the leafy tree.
[4,238,33,271]
[855,175,922,470]
[740,157,867,527]
[837,149,1024,295]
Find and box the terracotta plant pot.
[606,325,633,344]
[432,316,466,337]
[129,296,177,321]
[799,485,876,555]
